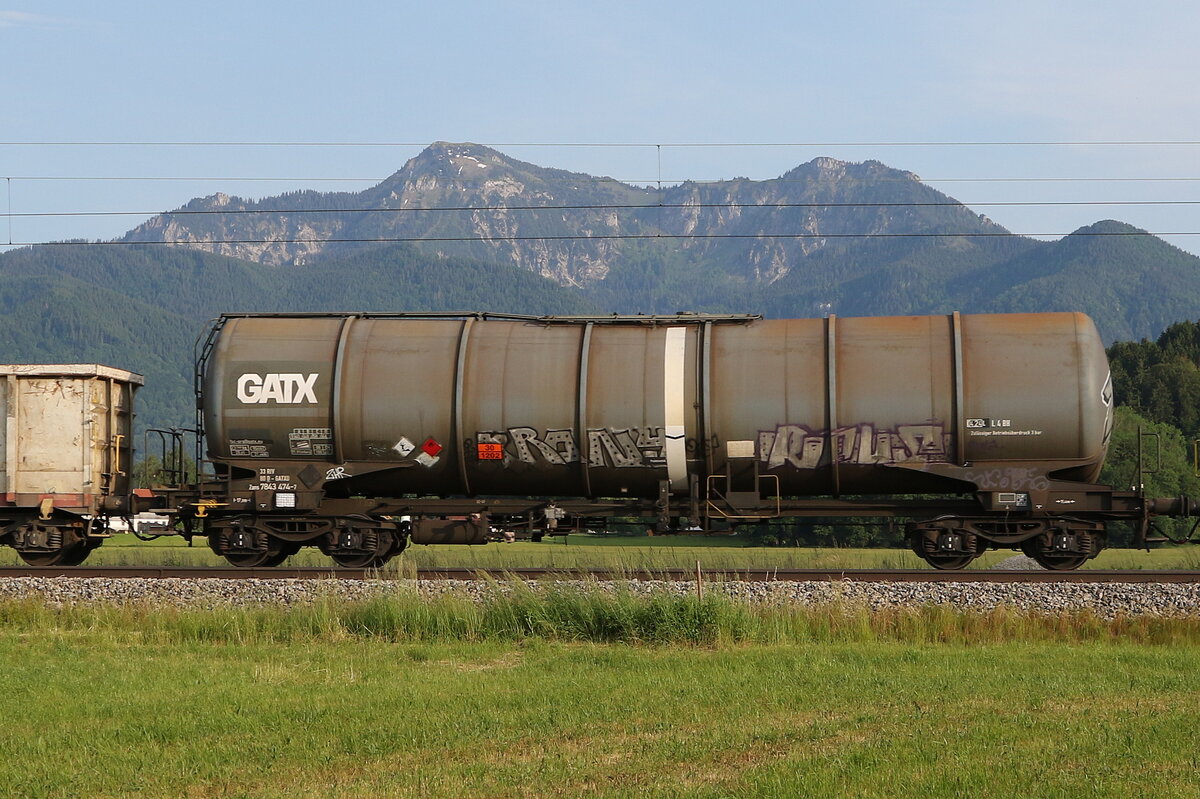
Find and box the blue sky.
[2,1,1198,254]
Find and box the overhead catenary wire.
[7,175,1200,184]
[4,140,1200,147]
[9,230,1198,248]
[4,200,1200,219]
[3,140,1197,248]
[5,140,1197,188]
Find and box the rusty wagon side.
[0,364,143,565]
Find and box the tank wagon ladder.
[703,474,782,521]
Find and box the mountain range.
[4,141,1200,430]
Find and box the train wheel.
[211,532,292,568]
[55,539,102,567]
[1029,554,1088,571]
[1021,528,1101,571]
[18,551,60,567]
[908,523,983,570]
[15,525,88,567]
[329,529,402,569]
[1021,546,1090,570]
[923,554,977,570]
[258,541,301,567]
[1020,541,1089,571]
[387,531,409,559]
[18,543,87,567]
[222,552,271,568]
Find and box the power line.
[7,176,1200,192]
[7,174,1200,186]
[3,140,1200,147]
[4,199,1200,220]
[923,177,1200,183]
[10,230,1196,248]
[4,176,386,182]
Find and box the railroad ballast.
[2,311,1196,569]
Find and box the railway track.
[4,566,1200,583]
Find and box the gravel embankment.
[3,576,1200,617]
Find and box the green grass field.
[4,531,1200,570]
[4,592,1200,798]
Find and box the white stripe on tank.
[663,327,688,492]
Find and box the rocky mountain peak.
[122,143,1011,284]
[778,157,920,185]
[387,141,509,180]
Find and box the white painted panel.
[663,327,688,491]
[14,378,89,495]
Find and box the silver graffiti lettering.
[508,426,567,465]
[470,425,671,469]
[897,424,950,460]
[757,421,953,468]
[587,428,641,468]
[544,429,580,463]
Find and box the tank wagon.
[137,310,1191,570]
[0,365,144,565]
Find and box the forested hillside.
[1109,320,1200,441]
[0,243,598,429]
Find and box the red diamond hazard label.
[421,438,443,457]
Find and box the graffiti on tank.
[475,426,666,468]
[961,467,1050,492]
[757,422,952,469]
[588,427,665,468]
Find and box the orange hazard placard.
[477,443,505,460]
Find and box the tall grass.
[5,583,1200,647]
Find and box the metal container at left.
[0,364,141,512]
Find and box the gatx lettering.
[236,373,319,404]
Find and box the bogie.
[11,522,94,567]
[1020,527,1105,571]
[319,518,406,568]
[907,517,1107,571]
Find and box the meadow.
[6,531,1199,795]
[3,589,1200,798]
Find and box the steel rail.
[3,566,1200,583]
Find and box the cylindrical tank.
[202,311,1112,498]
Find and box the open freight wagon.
[0,364,143,565]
